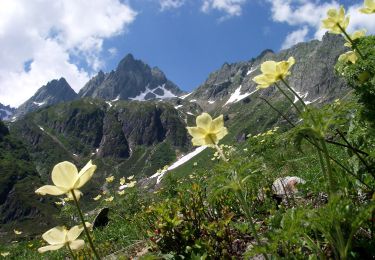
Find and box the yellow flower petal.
[66,189,83,201]
[106,176,114,183]
[93,194,102,201]
[38,244,65,253]
[360,0,375,13]
[66,225,84,241]
[321,6,350,33]
[215,127,228,140]
[196,113,212,130]
[191,137,207,146]
[75,160,97,189]
[261,61,277,74]
[35,185,67,196]
[119,177,126,185]
[127,175,134,180]
[14,229,22,235]
[51,161,78,189]
[210,115,224,133]
[68,240,85,251]
[186,127,206,139]
[42,226,67,245]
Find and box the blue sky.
[0,0,373,107]
[102,1,281,92]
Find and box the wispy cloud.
[159,0,186,11]
[201,0,247,20]
[267,0,375,49]
[281,26,309,50]
[0,0,137,107]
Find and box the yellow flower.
[104,196,114,202]
[13,229,22,235]
[119,177,126,185]
[252,57,295,89]
[93,194,102,201]
[38,224,89,253]
[360,0,375,14]
[1,252,10,257]
[35,160,96,201]
[344,29,366,48]
[127,175,134,180]
[321,6,350,34]
[106,176,114,183]
[54,201,64,206]
[127,181,137,188]
[338,51,358,64]
[186,113,228,147]
[117,190,125,195]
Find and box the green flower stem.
[315,140,330,194]
[281,79,307,109]
[336,129,374,178]
[320,139,336,195]
[337,24,365,60]
[71,191,101,260]
[259,97,296,127]
[275,82,303,115]
[207,135,227,162]
[66,243,76,260]
[235,190,269,260]
[214,144,227,162]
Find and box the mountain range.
[0,33,350,239]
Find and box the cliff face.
[11,98,189,189]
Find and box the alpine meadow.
[0,1,375,259]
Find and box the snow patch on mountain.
[129,84,177,101]
[246,66,258,76]
[150,146,207,184]
[292,90,309,104]
[179,92,192,99]
[33,101,46,106]
[0,109,13,120]
[112,95,120,102]
[224,85,257,106]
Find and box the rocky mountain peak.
[0,103,16,121]
[79,53,183,101]
[14,77,78,118]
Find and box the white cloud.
[159,0,186,11]
[267,0,375,49]
[0,0,137,107]
[281,26,309,49]
[201,0,247,19]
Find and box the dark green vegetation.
[0,121,58,242]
